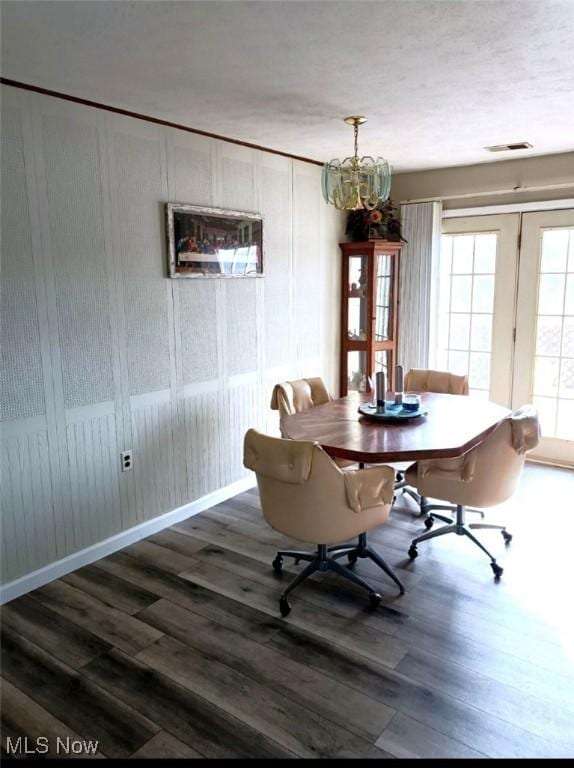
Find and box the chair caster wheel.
[368,591,381,610]
[424,517,434,530]
[408,545,418,560]
[279,595,291,617]
[347,552,358,566]
[502,531,512,544]
[272,555,283,574]
[491,562,503,581]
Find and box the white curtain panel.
[398,201,442,373]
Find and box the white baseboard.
[0,475,256,605]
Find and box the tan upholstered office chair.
[271,377,354,468]
[270,377,333,422]
[243,428,404,616]
[399,368,470,511]
[405,405,540,579]
[404,368,469,396]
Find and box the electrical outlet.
[120,450,133,472]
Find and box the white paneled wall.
[0,86,344,587]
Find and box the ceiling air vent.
[485,142,533,152]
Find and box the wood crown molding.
[0,77,323,167]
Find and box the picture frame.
[166,203,263,278]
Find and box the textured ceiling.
[2,0,574,172]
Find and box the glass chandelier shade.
[321,116,392,211]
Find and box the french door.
[513,210,574,466]
[438,215,519,406]
[439,209,574,467]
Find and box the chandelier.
[321,116,391,210]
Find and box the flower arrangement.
[345,199,406,243]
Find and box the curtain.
[398,201,442,373]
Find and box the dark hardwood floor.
[2,463,574,758]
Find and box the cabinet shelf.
[340,240,402,396]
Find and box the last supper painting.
[166,203,263,278]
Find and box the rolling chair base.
[408,504,511,581]
[399,485,486,520]
[273,533,405,617]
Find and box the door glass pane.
[447,350,469,376]
[347,255,368,341]
[533,395,557,437]
[536,316,562,356]
[469,352,490,389]
[439,232,497,398]
[556,400,574,439]
[538,274,565,315]
[532,228,574,438]
[449,313,470,349]
[375,254,393,341]
[452,235,474,273]
[562,317,574,357]
[559,357,574,399]
[533,356,559,397]
[472,275,495,313]
[564,275,574,314]
[450,276,472,312]
[473,234,497,273]
[540,230,569,272]
[470,314,493,352]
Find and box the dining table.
[280,391,511,464]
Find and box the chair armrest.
[343,465,395,512]
[418,449,477,484]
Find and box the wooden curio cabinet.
[340,240,402,396]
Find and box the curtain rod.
[400,181,574,204]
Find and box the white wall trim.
[0,474,256,605]
[182,379,219,398]
[129,388,172,410]
[442,198,574,218]
[2,415,48,438]
[65,400,115,425]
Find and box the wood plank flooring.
[2,463,574,758]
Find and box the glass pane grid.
[376,254,392,341]
[533,228,574,438]
[441,233,497,394]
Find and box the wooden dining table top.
[281,392,510,463]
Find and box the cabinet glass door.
[375,349,391,381]
[347,350,368,392]
[347,254,369,342]
[375,253,393,341]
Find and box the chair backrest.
[405,368,469,395]
[467,404,540,505]
[270,377,333,417]
[419,404,540,507]
[243,428,394,545]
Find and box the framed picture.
[166,203,263,278]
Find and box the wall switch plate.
[120,450,133,472]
